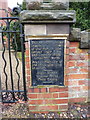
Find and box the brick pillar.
[20,1,76,113]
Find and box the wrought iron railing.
[0,8,27,103]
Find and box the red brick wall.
[27,87,68,112]
[25,40,89,113]
[67,42,89,103]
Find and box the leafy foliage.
[69,2,90,30]
[17,0,27,10]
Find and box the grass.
[17,52,22,61]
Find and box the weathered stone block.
[40,2,69,10]
[69,28,81,42]
[26,0,69,10]
[46,24,70,34]
[80,31,90,49]
[24,24,46,36]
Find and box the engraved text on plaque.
[30,39,64,86]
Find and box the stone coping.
[20,10,76,23]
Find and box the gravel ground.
[1,102,90,119]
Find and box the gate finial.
[12,7,21,15]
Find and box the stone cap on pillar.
[20,10,76,24]
[20,0,75,24]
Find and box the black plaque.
[30,39,65,86]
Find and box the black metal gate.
[0,8,27,103]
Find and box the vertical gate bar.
[7,21,15,100]
[2,32,8,90]
[20,24,27,101]
[14,32,20,91]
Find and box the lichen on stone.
[27,1,41,10]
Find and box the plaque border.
[28,36,67,87]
